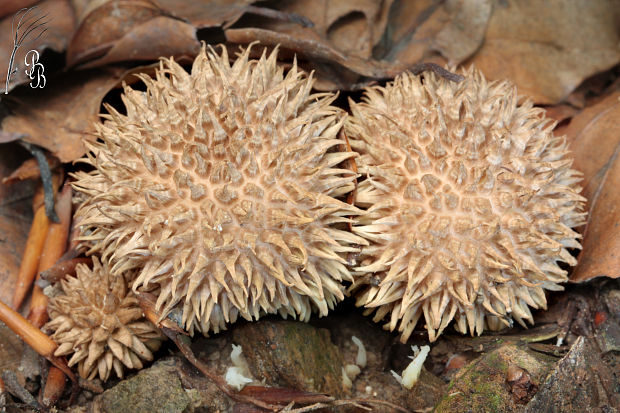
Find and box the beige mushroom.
[347,68,586,342]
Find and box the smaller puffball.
[45,257,163,381]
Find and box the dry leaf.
[375,0,491,67]
[77,16,200,69]
[564,92,620,282]
[1,69,125,162]
[155,0,256,28]
[0,0,40,19]
[0,0,75,93]
[267,0,395,59]
[226,1,405,90]
[467,0,620,104]
[66,0,168,67]
[0,145,36,305]
[432,0,492,64]
[2,152,60,184]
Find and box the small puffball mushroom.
[347,67,586,342]
[72,44,365,335]
[45,257,163,381]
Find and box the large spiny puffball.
[72,44,364,335]
[346,68,586,342]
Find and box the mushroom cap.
[347,67,586,342]
[45,257,163,381]
[72,44,364,335]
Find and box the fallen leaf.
[0,0,75,93]
[267,0,395,60]
[0,143,36,305]
[564,91,620,281]
[156,0,255,28]
[2,152,60,185]
[0,0,40,20]
[77,16,201,69]
[467,0,620,104]
[225,27,401,91]
[1,68,126,162]
[375,0,491,68]
[66,0,167,67]
[432,0,492,64]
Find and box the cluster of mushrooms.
[43,44,586,381]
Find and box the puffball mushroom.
[45,257,163,381]
[347,68,586,342]
[72,44,364,335]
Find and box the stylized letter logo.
[24,49,45,89]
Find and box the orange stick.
[41,365,66,407]
[28,184,72,328]
[0,300,75,382]
[12,204,50,310]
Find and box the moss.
[101,359,190,413]
[434,344,556,413]
[233,320,344,395]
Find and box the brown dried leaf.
[225,1,405,90]
[0,0,75,93]
[565,91,620,281]
[225,27,401,90]
[432,0,492,64]
[375,0,491,67]
[1,68,126,162]
[155,0,255,28]
[66,0,166,67]
[77,16,201,69]
[0,145,36,305]
[0,0,40,19]
[467,0,620,104]
[269,0,395,59]
[2,153,60,184]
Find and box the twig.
[410,62,464,82]
[1,370,42,412]
[19,141,59,223]
[12,203,49,310]
[0,301,76,383]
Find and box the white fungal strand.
[351,335,367,368]
[225,344,253,391]
[391,345,431,389]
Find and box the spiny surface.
[347,68,586,342]
[45,258,163,381]
[73,45,363,335]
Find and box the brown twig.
[12,203,49,310]
[38,257,91,285]
[163,327,278,411]
[136,292,276,410]
[0,300,76,382]
[410,62,464,82]
[28,184,72,328]
[41,365,66,408]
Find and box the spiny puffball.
[72,44,364,335]
[347,68,586,342]
[45,257,163,380]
